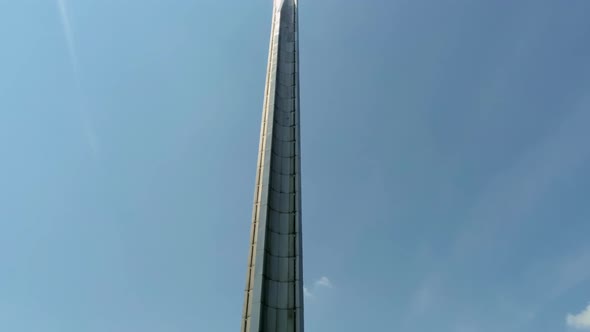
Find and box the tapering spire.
[241,0,303,331]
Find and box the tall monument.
[241,0,303,331]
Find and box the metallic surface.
[241,0,303,331]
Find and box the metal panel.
[277,282,289,308]
[266,307,277,331]
[277,309,288,331]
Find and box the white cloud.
[304,276,333,298]
[315,276,333,289]
[567,304,590,330]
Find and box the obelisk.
[241,0,303,331]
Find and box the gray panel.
[279,255,290,280]
[268,209,280,232]
[288,235,295,256]
[267,279,278,308]
[280,213,290,234]
[277,309,288,331]
[266,307,277,331]
[272,255,281,280]
[282,158,293,176]
[281,175,290,193]
[288,281,295,307]
[278,282,290,308]
[280,192,290,212]
[288,257,296,280]
[287,310,295,331]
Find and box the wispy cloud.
[454,96,590,330]
[549,249,590,300]
[402,92,590,331]
[56,0,99,158]
[452,96,590,261]
[304,276,333,298]
[410,280,436,315]
[57,0,79,77]
[567,304,590,330]
[400,275,441,330]
[315,276,332,289]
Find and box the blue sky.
[1,0,590,331]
